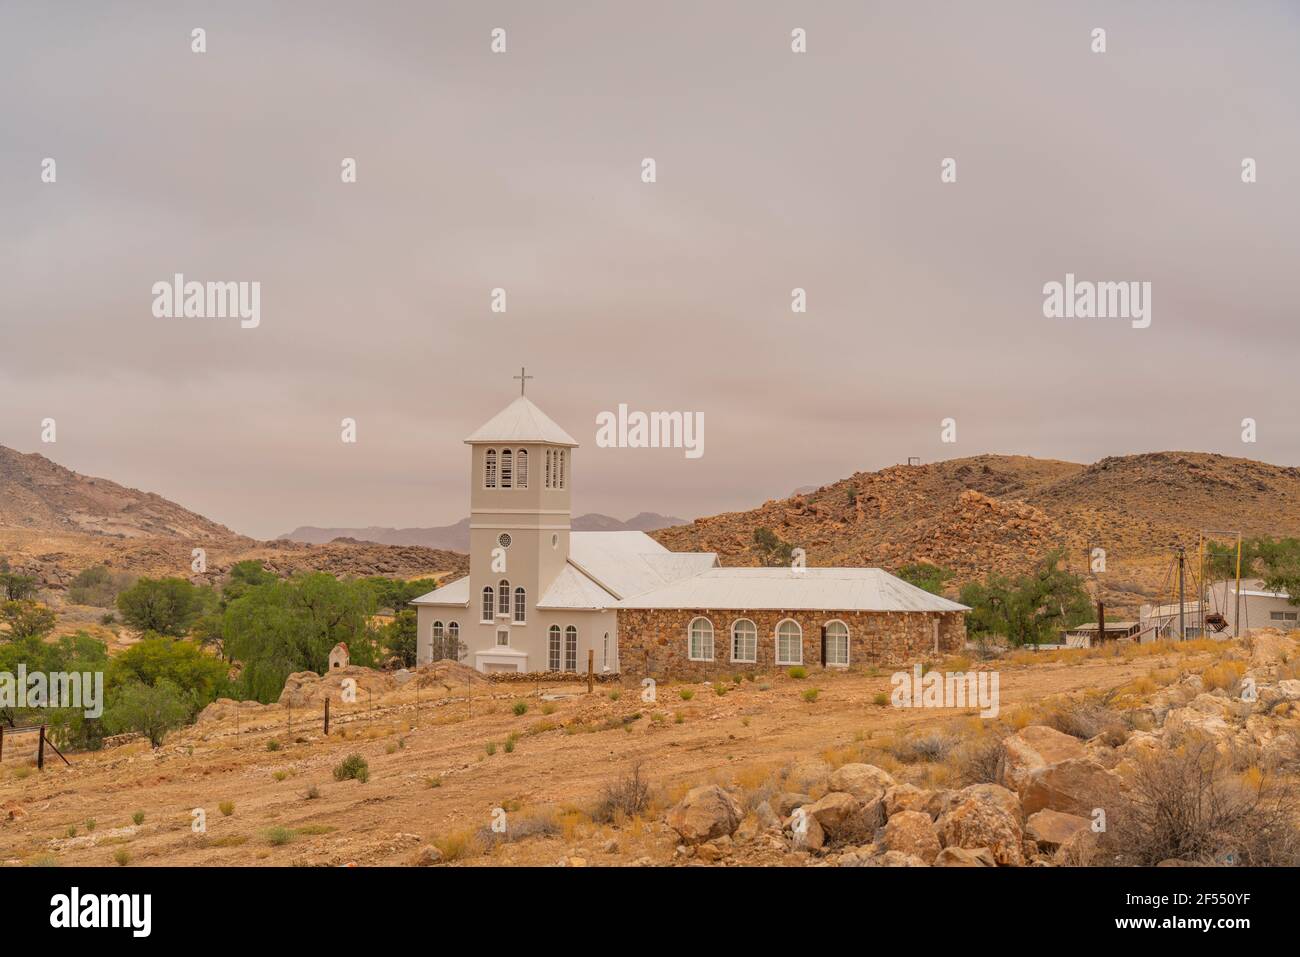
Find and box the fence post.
[0,725,4,763]
[37,725,46,771]
[324,696,330,736]
[587,649,594,694]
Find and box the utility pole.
[1097,599,1105,648]
[1177,546,1186,641]
[1234,533,1243,638]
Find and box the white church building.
[412,390,968,677]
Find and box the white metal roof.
[613,567,970,613]
[537,563,618,610]
[409,575,470,607]
[463,396,579,447]
[568,531,717,600]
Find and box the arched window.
[500,449,512,488]
[825,620,850,667]
[513,586,526,623]
[603,632,609,670]
[564,625,578,671]
[484,449,497,488]
[432,621,444,640]
[545,449,553,488]
[497,579,510,616]
[688,617,714,661]
[481,586,494,622]
[731,619,757,663]
[448,621,459,643]
[548,625,561,671]
[557,450,566,489]
[517,450,528,488]
[776,619,803,666]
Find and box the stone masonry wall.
[616,608,966,680]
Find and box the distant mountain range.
[277,512,687,550]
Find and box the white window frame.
[824,619,850,667]
[564,625,578,672]
[517,449,528,488]
[497,579,510,617]
[513,586,526,623]
[730,618,757,663]
[496,628,510,647]
[548,624,561,671]
[432,620,444,641]
[775,618,803,666]
[480,587,494,623]
[484,449,497,488]
[688,616,715,662]
[500,449,512,488]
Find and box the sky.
[2,1,1298,539]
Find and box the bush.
[131,810,145,826]
[890,730,958,764]
[102,679,190,747]
[333,753,369,782]
[266,739,281,752]
[68,565,134,608]
[592,763,652,823]
[113,849,130,866]
[1100,737,1300,866]
[512,700,527,716]
[219,801,234,816]
[115,577,208,636]
[678,688,694,701]
[802,688,820,703]
[1045,697,1126,743]
[872,692,889,707]
[955,736,1005,786]
[788,666,807,679]
[263,826,297,846]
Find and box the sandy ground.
[0,652,1197,867]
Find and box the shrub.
[608,689,622,701]
[593,763,652,823]
[541,703,556,715]
[272,770,289,782]
[713,683,728,697]
[678,688,695,701]
[131,811,145,826]
[512,700,528,716]
[485,742,497,756]
[113,849,131,866]
[890,730,958,764]
[218,801,234,816]
[1100,737,1300,866]
[425,776,442,788]
[263,826,297,846]
[872,692,889,707]
[802,688,820,703]
[1045,697,1126,743]
[788,666,807,679]
[303,784,321,800]
[955,736,1005,786]
[333,753,369,782]
[266,739,281,752]
[504,733,518,754]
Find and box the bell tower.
[463,373,578,663]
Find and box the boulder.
[999,725,1086,792]
[938,793,1024,866]
[804,791,859,832]
[881,810,941,864]
[1021,757,1125,818]
[866,850,929,867]
[934,846,996,867]
[1053,827,1100,866]
[666,785,744,845]
[754,800,780,830]
[1025,809,1090,850]
[1162,707,1232,743]
[1276,679,1300,700]
[789,808,825,851]
[883,783,935,818]
[828,763,896,799]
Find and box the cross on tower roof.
[513,366,533,396]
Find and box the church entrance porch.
[474,647,528,673]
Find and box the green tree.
[382,608,418,667]
[104,678,191,747]
[0,570,37,601]
[895,562,954,595]
[67,565,135,607]
[222,573,379,702]
[1,600,57,639]
[108,636,231,715]
[115,577,209,636]
[0,630,109,749]
[753,527,794,567]
[220,560,278,606]
[960,549,1091,647]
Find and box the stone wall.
[616,607,967,680]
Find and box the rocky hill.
[650,452,1300,611]
[0,445,242,540]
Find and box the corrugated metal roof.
[463,396,579,446]
[536,564,618,610]
[614,567,970,613]
[409,575,470,607]
[568,531,717,600]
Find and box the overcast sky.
[2,1,1298,539]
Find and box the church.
[412,388,968,678]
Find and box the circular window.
[551,533,559,549]
[497,533,512,548]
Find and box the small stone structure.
[329,642,350,670]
